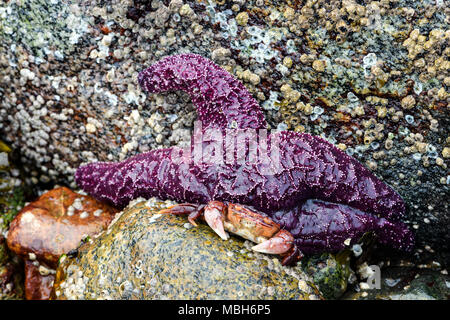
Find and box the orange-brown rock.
[7,186,118,269]
[24,260,54,300]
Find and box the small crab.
[159,201,302,265]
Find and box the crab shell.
[220,202,279,241]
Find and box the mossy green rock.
[302,251,352,299]
[0,141,25,300]
[0,141,26,232]
[52,199,321,300]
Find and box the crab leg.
[158,201,229,239]
[159,203,205,226]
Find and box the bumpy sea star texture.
[75,54,413,253]
[138,54,267,131]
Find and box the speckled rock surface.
[0,0,448,260]
[51,198,322,300]
[344,267,450,300]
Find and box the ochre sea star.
[75,54,413,261]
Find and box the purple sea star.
[75,54,414,256]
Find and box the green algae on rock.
[302,251,353,300]
[52,198,321,300]
[0,141,26,234]
[0,0,89,60]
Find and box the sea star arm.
[274,131,406,221]
[271,199,414,254]
[74,147,212,208]
[138,53,267,130]
[157,198,413,265]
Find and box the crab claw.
[281,245,303,266]
[203,201,229,240]
[251,229,294,255]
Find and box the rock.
[51,198,322,300]
[7,186,118,269]
[302,252,352,299]
[0,140,26,236]
[0,236,7,267]
[0,0,448,261]
[6,186,117,300]
[0,235,24,300]
[0,141,26,300]
[344,267,450,300]
[24,260,54,300]
[0,263,23,300]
